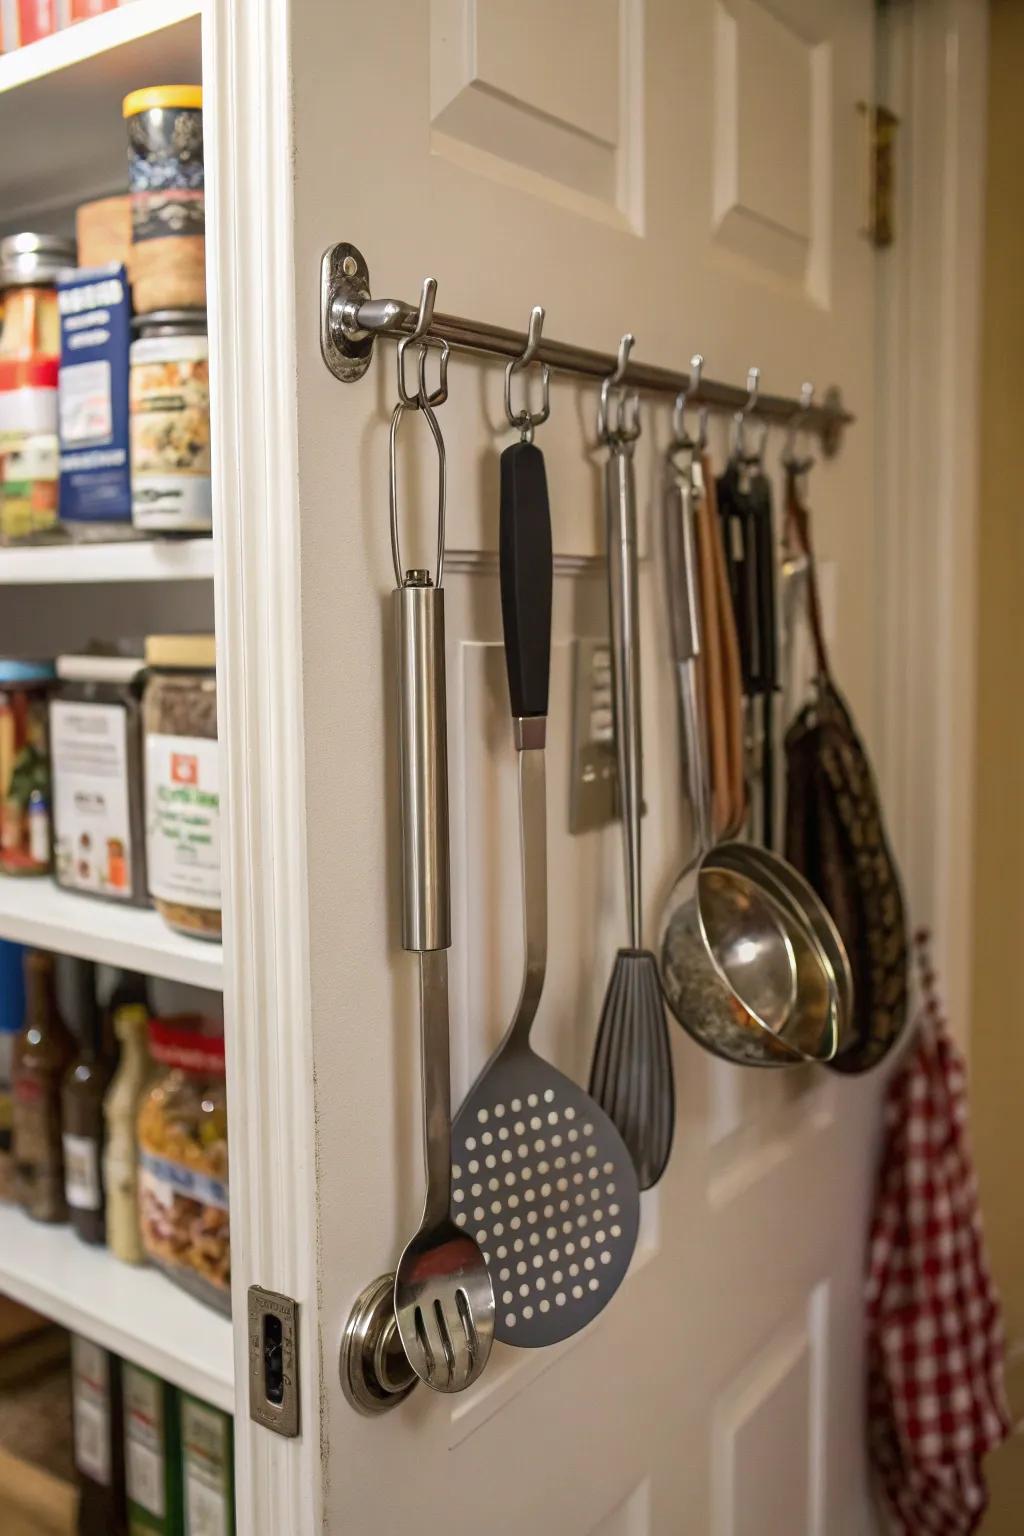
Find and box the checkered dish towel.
[866,932,1011,1534]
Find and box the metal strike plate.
[569,638,618,834]
[248,1286,300,1437]
[340,1273,418,1417]
[320,242,373,382]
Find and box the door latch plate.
[248,1285,300,1437]
[320,242,374,382]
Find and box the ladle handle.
[664,458,713,860]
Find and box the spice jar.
[0,234,75,544]
[142,635,220,939]
[50,649,148,905]
[129,311,211,533]
[137,1019,229,1313]
[123,85,205,315]
[0,658,54,876]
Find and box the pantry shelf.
[0,1205,234,1411]
[0,880,223,988]
[0,0,203,229]
[0,537,214,584]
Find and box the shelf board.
[0,879,222,989]
[0,537,214,584]
[0,0,203,228]
[0,1205,233,1411]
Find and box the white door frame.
[876,0,988,1050]
[203,0,989,1527]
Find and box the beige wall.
[972,0,1024,1525]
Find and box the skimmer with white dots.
[457,434,641,1349]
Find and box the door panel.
[287,0,879,1530]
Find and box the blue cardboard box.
[58,264,132,527]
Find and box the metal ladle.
[657,422,841,1067]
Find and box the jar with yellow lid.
[142,635,220,940]
[123,85,205,314]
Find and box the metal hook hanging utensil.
[598,333,641,446]
[782,381,816,474]
[503,304,551,442]
[672,353,710,453]
[389,393,447,590]
[397,277,451,408]
[731,365,763,464]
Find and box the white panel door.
[279,1,880,1531]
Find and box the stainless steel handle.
[395,575,451,952]
[606,449,644,950]
[663,464,712,860]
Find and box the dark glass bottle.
[103,970,149,1063]
[71,1335,128,1536]
[62,960,114,1244]
[12,949,73,1222]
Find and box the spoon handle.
[395,572,453,1221]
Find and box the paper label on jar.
[63,1132,102,1210]
[71,1336,111,1487]
[50,700,134,900]
[139,1149,229,1213]
[124,1367,166,1518]
[145,733,220,909]
[130,351,211,531]
[183,1398,230,1536]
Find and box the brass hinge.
[858,102,899,248]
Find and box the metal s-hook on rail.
[504,304,550,442]
[320,241,854,455]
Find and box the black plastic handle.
[499,440,553,720]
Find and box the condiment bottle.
[71,1334,128,1536]
[12,949,74,1222]
[62,959,114,1244]
[103,978,152,1265]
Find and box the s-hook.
[504,305,551,442]
[671,353,709,456]
[396,277,450,410]
[731,365,768,469]
[598,333,641,447]
[782,381,816,476]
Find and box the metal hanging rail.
[320,242,853,455]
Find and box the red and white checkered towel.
[866,932,1011,1534]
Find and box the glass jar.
[122,85,205,314]
[137,1018,229,1314]
[142,635,220,939]
[129,311,211,533]
[0,658,54,876]
[0,234,75,545]
[50,650,148,906]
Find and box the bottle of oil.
[62,960,114,1244]
[71,1335,128,1536]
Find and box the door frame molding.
[204,0,323,1529]
[208,0,990,1526]
[876,0,988,1049]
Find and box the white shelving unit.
[0,0,203,228]
[0,537,214,584]
[0,879,222,987]
[0,1,226,1404]
[0,1205,233,1410]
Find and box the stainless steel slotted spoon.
[390,386,494,1394]
[450,429,640,1350]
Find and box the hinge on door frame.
[858,101,899,249]
[247,1286,300,1437]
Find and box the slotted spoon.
[450,436,640,1349]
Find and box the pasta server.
[451,426,640,1349]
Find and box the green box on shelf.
[123,1362,183,1536]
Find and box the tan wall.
[972,0,1024,1525]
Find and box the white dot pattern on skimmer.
[450,1080,639,1347]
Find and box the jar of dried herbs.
[142,635,220,940]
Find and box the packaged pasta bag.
[137,1018,229,1314]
